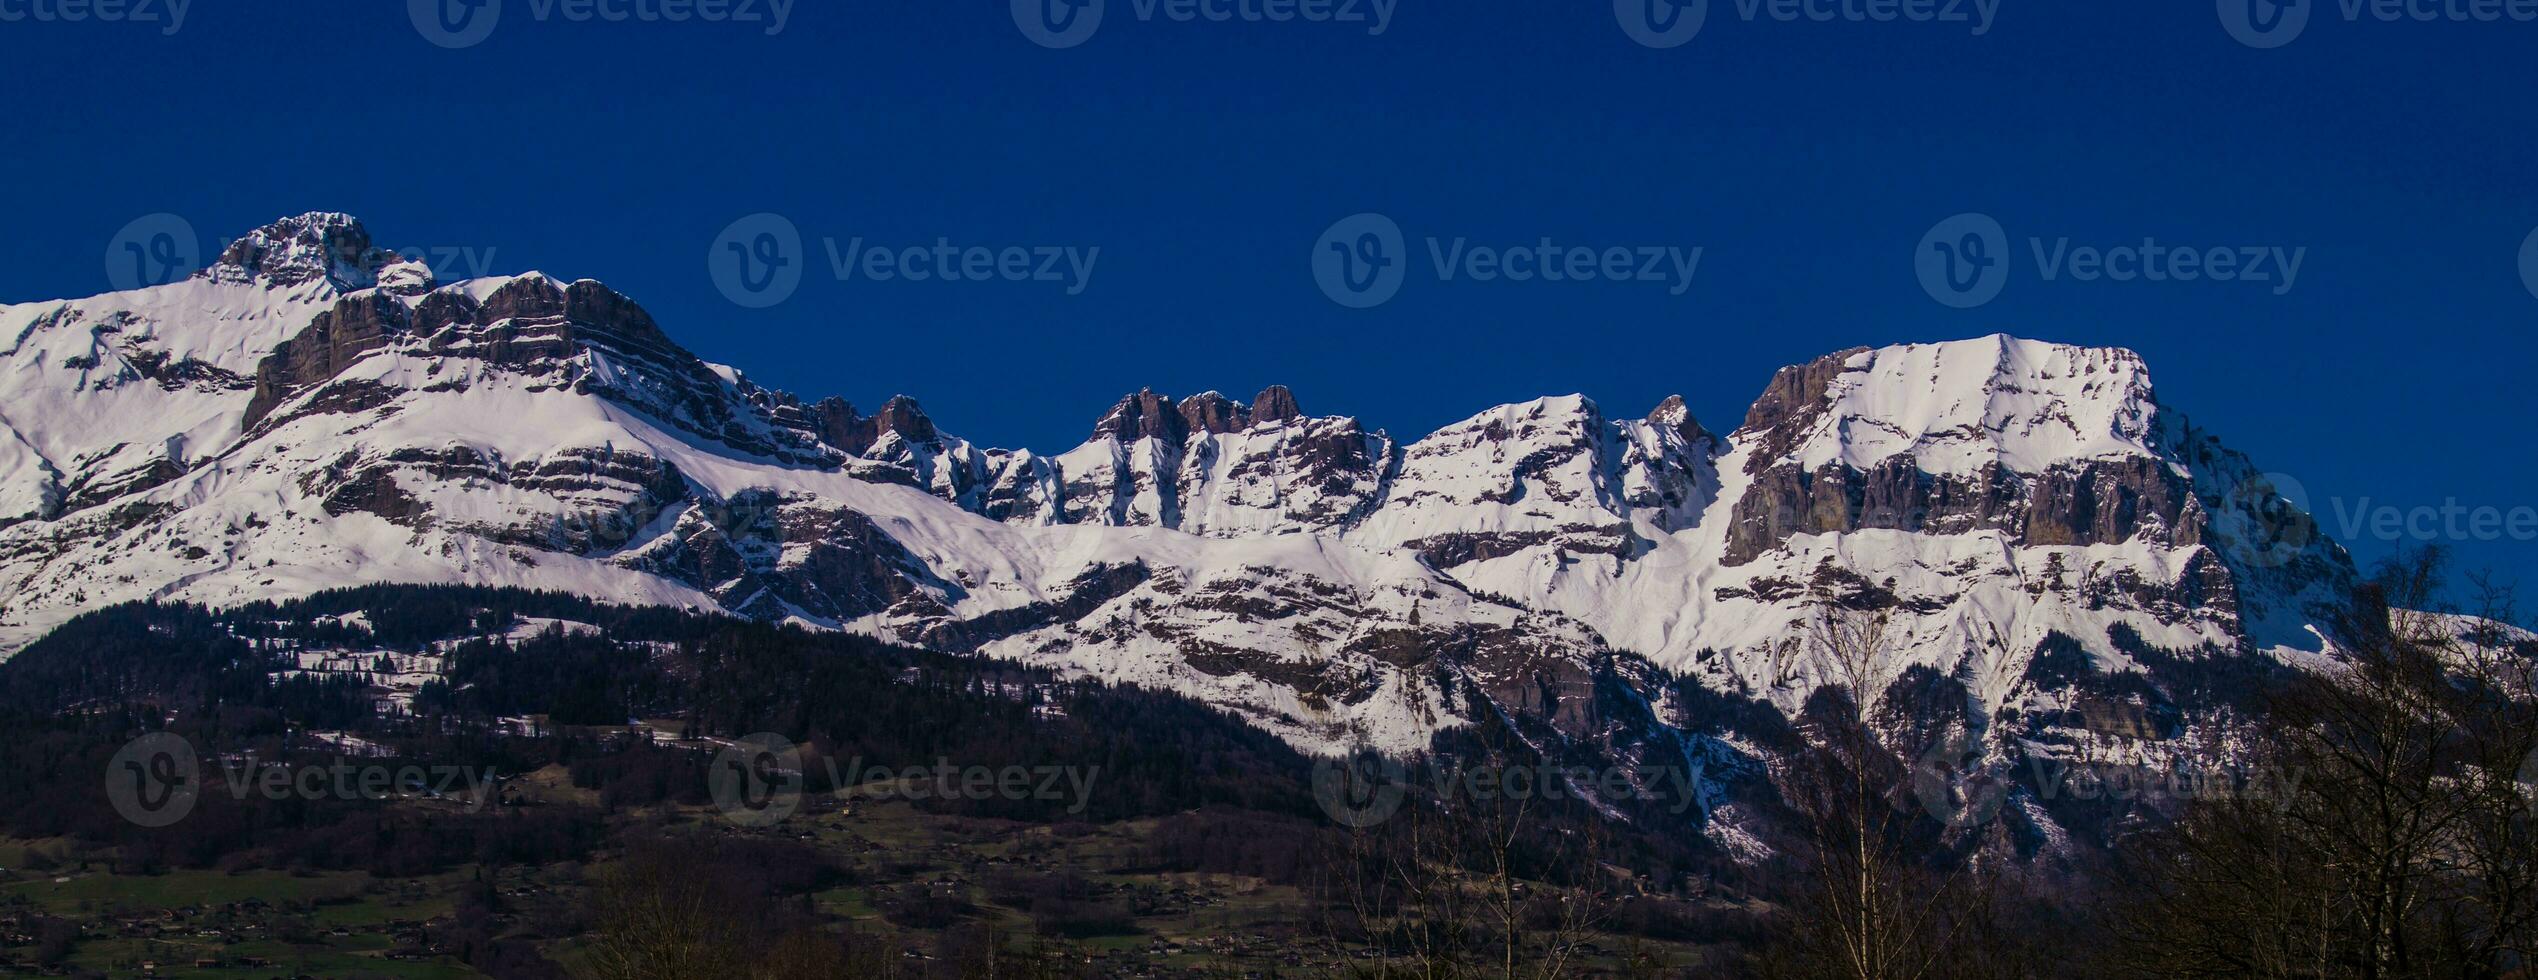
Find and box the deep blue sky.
[0,1,2532,590]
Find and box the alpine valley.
[0,213,2366,852]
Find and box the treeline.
[0,585,1332,865]
[406,612,1324,822]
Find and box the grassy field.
[1,793,1724,977]
[0,861,486,978]
[0,868,369,914]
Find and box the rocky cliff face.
[0,216,2374,853]
[1721,343,2202,564]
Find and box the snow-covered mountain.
[0,215,2359,796]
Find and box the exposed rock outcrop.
[200,212,385,290]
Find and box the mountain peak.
[1093,389,1188,442]
[199,212,383,290]
[1088,385,1310,440]
[811,394,937,453]
[872,395,937,443]
[1177,391,1249,435]
[1252,385,1302,425]
[1646,394,1711,446]
[1737,334,2164,478]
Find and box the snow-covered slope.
[0,213,372,528]
[0,217,2364,782]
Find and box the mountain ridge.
[0,216,2361,862]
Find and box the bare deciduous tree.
[2112,550,2538,979]
[1763,605,2006,980]
[1318,728,1618,979]
[581,846,754,980]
